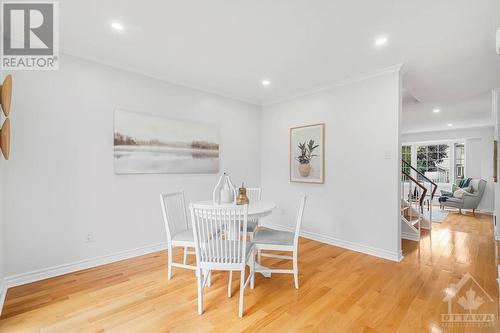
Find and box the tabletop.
[193,200,276,218]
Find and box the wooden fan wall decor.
[0,74,12,160]
[0,118,10,160]
[0,75,12,116]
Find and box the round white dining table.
[193,200,276,219]
[193,200,277,278]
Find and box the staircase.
[401,160,438,241]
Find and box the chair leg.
[197,269,203,315]
[257,250,262,264]
[292,250,299,289]
[238,269,246,317]
[183,246,188,265]
[227,271,233,298]
[167,245,173,280]
[250,250,255,290]
[203,269,211,288]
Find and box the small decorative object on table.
[236,183,249,205]
[213,172,236,205]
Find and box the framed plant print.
[290,123,325,183]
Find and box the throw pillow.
[462,185,473,193]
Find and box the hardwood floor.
[0,212,498,332]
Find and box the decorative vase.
[298,163,311,177]
[236,183,249,205]
[213,172,236,205]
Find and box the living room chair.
[440,179,487,214]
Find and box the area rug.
[423,208,449,223]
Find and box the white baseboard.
[3,242,167,290]
[401,231,420,241]
[262,222,402,262]
[0,278,7,317]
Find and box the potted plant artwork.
[290,123,324,183]
[296,140,319,177]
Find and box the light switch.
[384,151,392,160]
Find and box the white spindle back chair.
[160,192,196,280]
[244,187,262,238]
[246,187,262,203]
[190,204,255,317]
[254,195,306,289]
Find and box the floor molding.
[262,222,402,262]
[0,278,6,317]
[401,231,420,242]
[3,242,168,290]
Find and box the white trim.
[62,51,404,108]
[3,242,167,289]
[401,231,420,241]
[402,124,495,136]
[262,64,404,106]
[59,51,260,107]
[262,222,402,262]
[0,278,7,316]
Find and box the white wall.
[2,55,262,276]
[402,126,494,212]
[260,69,402,261]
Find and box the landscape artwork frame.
[290,123,325,184]
[114,110,219,174]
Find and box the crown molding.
[261,63,404,107]
[59,50,403,108]
[59,50,261,107]
[402,123,494,135]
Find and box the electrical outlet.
[85,232,94,243]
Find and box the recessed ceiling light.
[433,108,441,113]
[111,21,124,31]
[447,123,453,127]
[261,79,271,86]
[375,36,388,47]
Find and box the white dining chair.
[160,191,197,280]
[190,203,255,317]
[253,195,306,289]
[246,187,262,203]
[245,187,262,238]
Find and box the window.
[455,143,465,180]
[416,144,450,183]
[402,145,411,175]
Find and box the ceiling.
[60,0,500,128]
[402,92,493,133]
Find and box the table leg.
[254,262,272,278]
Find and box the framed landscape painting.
[114,110,219,174]
[290,123,325,183]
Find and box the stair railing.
[401,169,428,240]
[402,160,438,228]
